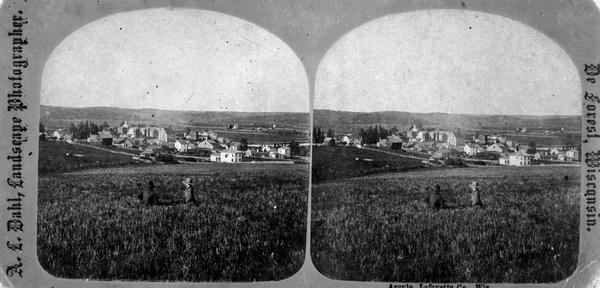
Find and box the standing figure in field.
[138,180,159,206]
[182,177,196,205]
[424,184,445,210]
[469,181,483,207]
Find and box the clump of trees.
[70,121,110,139]
[313,127,335,143]
[314,125,399,145]
[359,125,391,144]
[238,138,249,151]
[289,140,300,155]
[526,141,537,154]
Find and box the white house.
[118,120,129,134]
[87,134,100,143]
[127,126,140,137]
[376,138,388,148]
[197,139,221,150]
[209,153,221,162]
[153,128,168,142]
[277,146,291,158]
[53,130,72,141]
[509,152,531,166]
[550,146,563,155]
[260,145,272,152]
[447,131,459,147]
[499,156,510,165]
[220,149,242,163]
[244,149,253,157]
[342,135,352,145]
[323,137,335,146]
[463,143,483,156]
[175,139,195,152]
[416,131,429,142]
[566,149,579,161]
[487,143,507,153]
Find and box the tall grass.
[311,166,579,283]
[38,166,307,281]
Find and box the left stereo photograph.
[37,8,310,282]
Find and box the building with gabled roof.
[220,148,243,163]
[175,139,195,152]
[197,139,222,150]
[463,143,483,156]
[509,152,531,166]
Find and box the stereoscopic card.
[0,1,599,288]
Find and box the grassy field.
[213,130,310,144]
[38,163,308,281]
[312,146,424,182]
[38,141,136,175]
[311,165,579,283]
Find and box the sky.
[314,9,581,116]
[41,8,309,113]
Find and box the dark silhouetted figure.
[138,180,159,206]
[424,184,445,210]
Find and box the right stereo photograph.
[311,9,580,283]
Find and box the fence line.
[70,142,139,157]
[359,146,428,161]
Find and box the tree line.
[312,127,334,143]
[313,125,404,144]
[70,121,110,140]
[359,125,400,144]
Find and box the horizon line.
[40,105,309,114]
[313,108,582,118]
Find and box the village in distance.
[37,104,311,281]
[310,109,582,283]
[312,109,581,167]
[39,105,311,166]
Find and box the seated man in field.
[424,184,445,210]
[138,180,159,206]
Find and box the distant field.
[312,146,423,182]
[67,162,308,176]
[313,110,581,135]
[212,130,310,144]
[38,163,308,281]
[311,165,579,283]
[39,141,135,175]
[496,133,580,147]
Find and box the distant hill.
[314,109,581,134]
[41,106,310,131]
